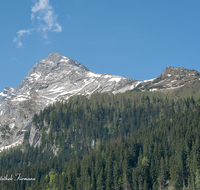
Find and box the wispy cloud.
[13,29,33,48]
[13,0,62,48]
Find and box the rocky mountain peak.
[0,53,139,150]
[28,52,88,78]
[134,66,200,92]
[161,66,199,79]
[46,52,64,62]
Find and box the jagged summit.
[45,52,85,68]
[28,52,88,78]
[46,52,64,61]
[161,66,199,78]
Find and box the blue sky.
[0,0,200,92]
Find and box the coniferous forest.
[0,91,200,189]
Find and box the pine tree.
[195,169,200,189]
[97,169,104,190]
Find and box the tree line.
[0,91,200,189]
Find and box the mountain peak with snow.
[28,52,88,77]
[0,53,138,150]
[0,53,199,151]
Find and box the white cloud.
[54,23,62,32]
[31,0,51,14]
[31,0,62,32]
[13,29,33,48]
[13,0,62,48]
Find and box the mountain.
[0,52,199,151]
[0,52,139,150]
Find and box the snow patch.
[143,78,156,82]
[49,86,65,93]
[44,73,51,80]
[171,80,177,83]
[167,74,171,77]
[30,73,41,81]
[87,84,101,95]
[109,77,121,83]
[40,95,56,101]
[11,95,29,102]
[87,72,101,78]
[11,98,27,102]
[0,92,7,97]
[166,84,185,90]
[135,81,142,87]
[104,74,112,78]
[129,81,142,90]
[9,123,15,129]
[149,88,157,92]
[153,79,166,85]
[60,58,69,62]
[59,88,83,95]
[82,78,95,86]
[41,84,88,103]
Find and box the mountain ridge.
[0,52,199,151]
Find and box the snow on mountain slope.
[0,53,199,150]
[0,87,17,109]
[0,52,139,149]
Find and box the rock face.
[0,52,139,150]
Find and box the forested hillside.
[0,91,200,189]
